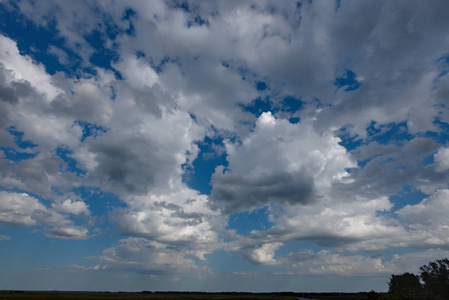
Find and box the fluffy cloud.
[248,242,283,266]
[2,0,449,289]
[0,191,47,227]
[398,189,449,233]
[0,191,89,239]
[109,186,223,261]
[210,112,356,213]
[51,199,90,216]
[283,248,449,276]
[97,238,202,277]
[433,147,449,172]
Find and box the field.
[0,291,375,300]
[0,291,296,300]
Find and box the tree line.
[370,258,449,300]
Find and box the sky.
[1,0,449,293]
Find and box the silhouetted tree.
[387,272,423,300]
[367,290,381,300]
[419,258,449,300]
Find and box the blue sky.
[1,0,449,293]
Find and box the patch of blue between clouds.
[334,70,361,91]
[256,81,267,91]
[338,121,414,155]
[168,0,209,28]
[0,2,81,76]
[206,248,282,272]
[121,8,136,36]
[388,184,428,211]
[426,118,449,144]
[72,186,126,222]
[149,56,181,74]
[84,30,121,79]
[6,126,37,149]
[1,127,39,162]
[227,206,273,235]
[1,147,38,162]
[436,55,449,77]
[335,0,342,11]
[336,127,363,152]
[183,136,227,195]
[276,240,324,256]
[0,2,126,79]
[54,146,86,176]
[368,121,413,144]
[76,120,108,142]
[240,95,303,123]
[240,97,272,118]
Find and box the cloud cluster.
[210,112,356,213]
[0,191,89,239]
[1,0,449,288]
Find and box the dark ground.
[0,291,372,300]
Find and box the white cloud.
[0,191,50,227]
[51,199,90,216]
[283,248,449,276]
[398,189,449,228]
[249,242,283,265]
[97,238,201,276]
[0,35,62,100]
[2,0,449,289]
[0,191,89,240]
[210,112,356,213]
[433,147,449,172]
[45,226,89,240]
[110,186,222,257]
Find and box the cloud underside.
[1,0,449,280]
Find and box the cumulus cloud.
[2,0,449,289]
[0,191,55,227]
[249,242,283,266]
[51,199,90,216]
[282,248,449,276]
[45,226,89,240]
[433,147,449,172]
[398,189,449,229]
[0,35,62,100]
[97,238,201,276]
[0,191,89,240]
[210,112,356,213]
[109,186,222,261]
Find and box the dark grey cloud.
[210,170,315,214]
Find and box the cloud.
[433,147,449,172]
[0,191,54,227]
[210,112,355,213]
[97,238,202,276]
[45,226,89,240]
[47,45,69,65]
[2,0,449,290]
[51,199,90,216]
[109,186,222,260]
[0,234,11,241]
[249,242,283,265]
[0,191,89,239]
[0,35,61,100]
[398,189,449,229]
[282,248,449,276]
